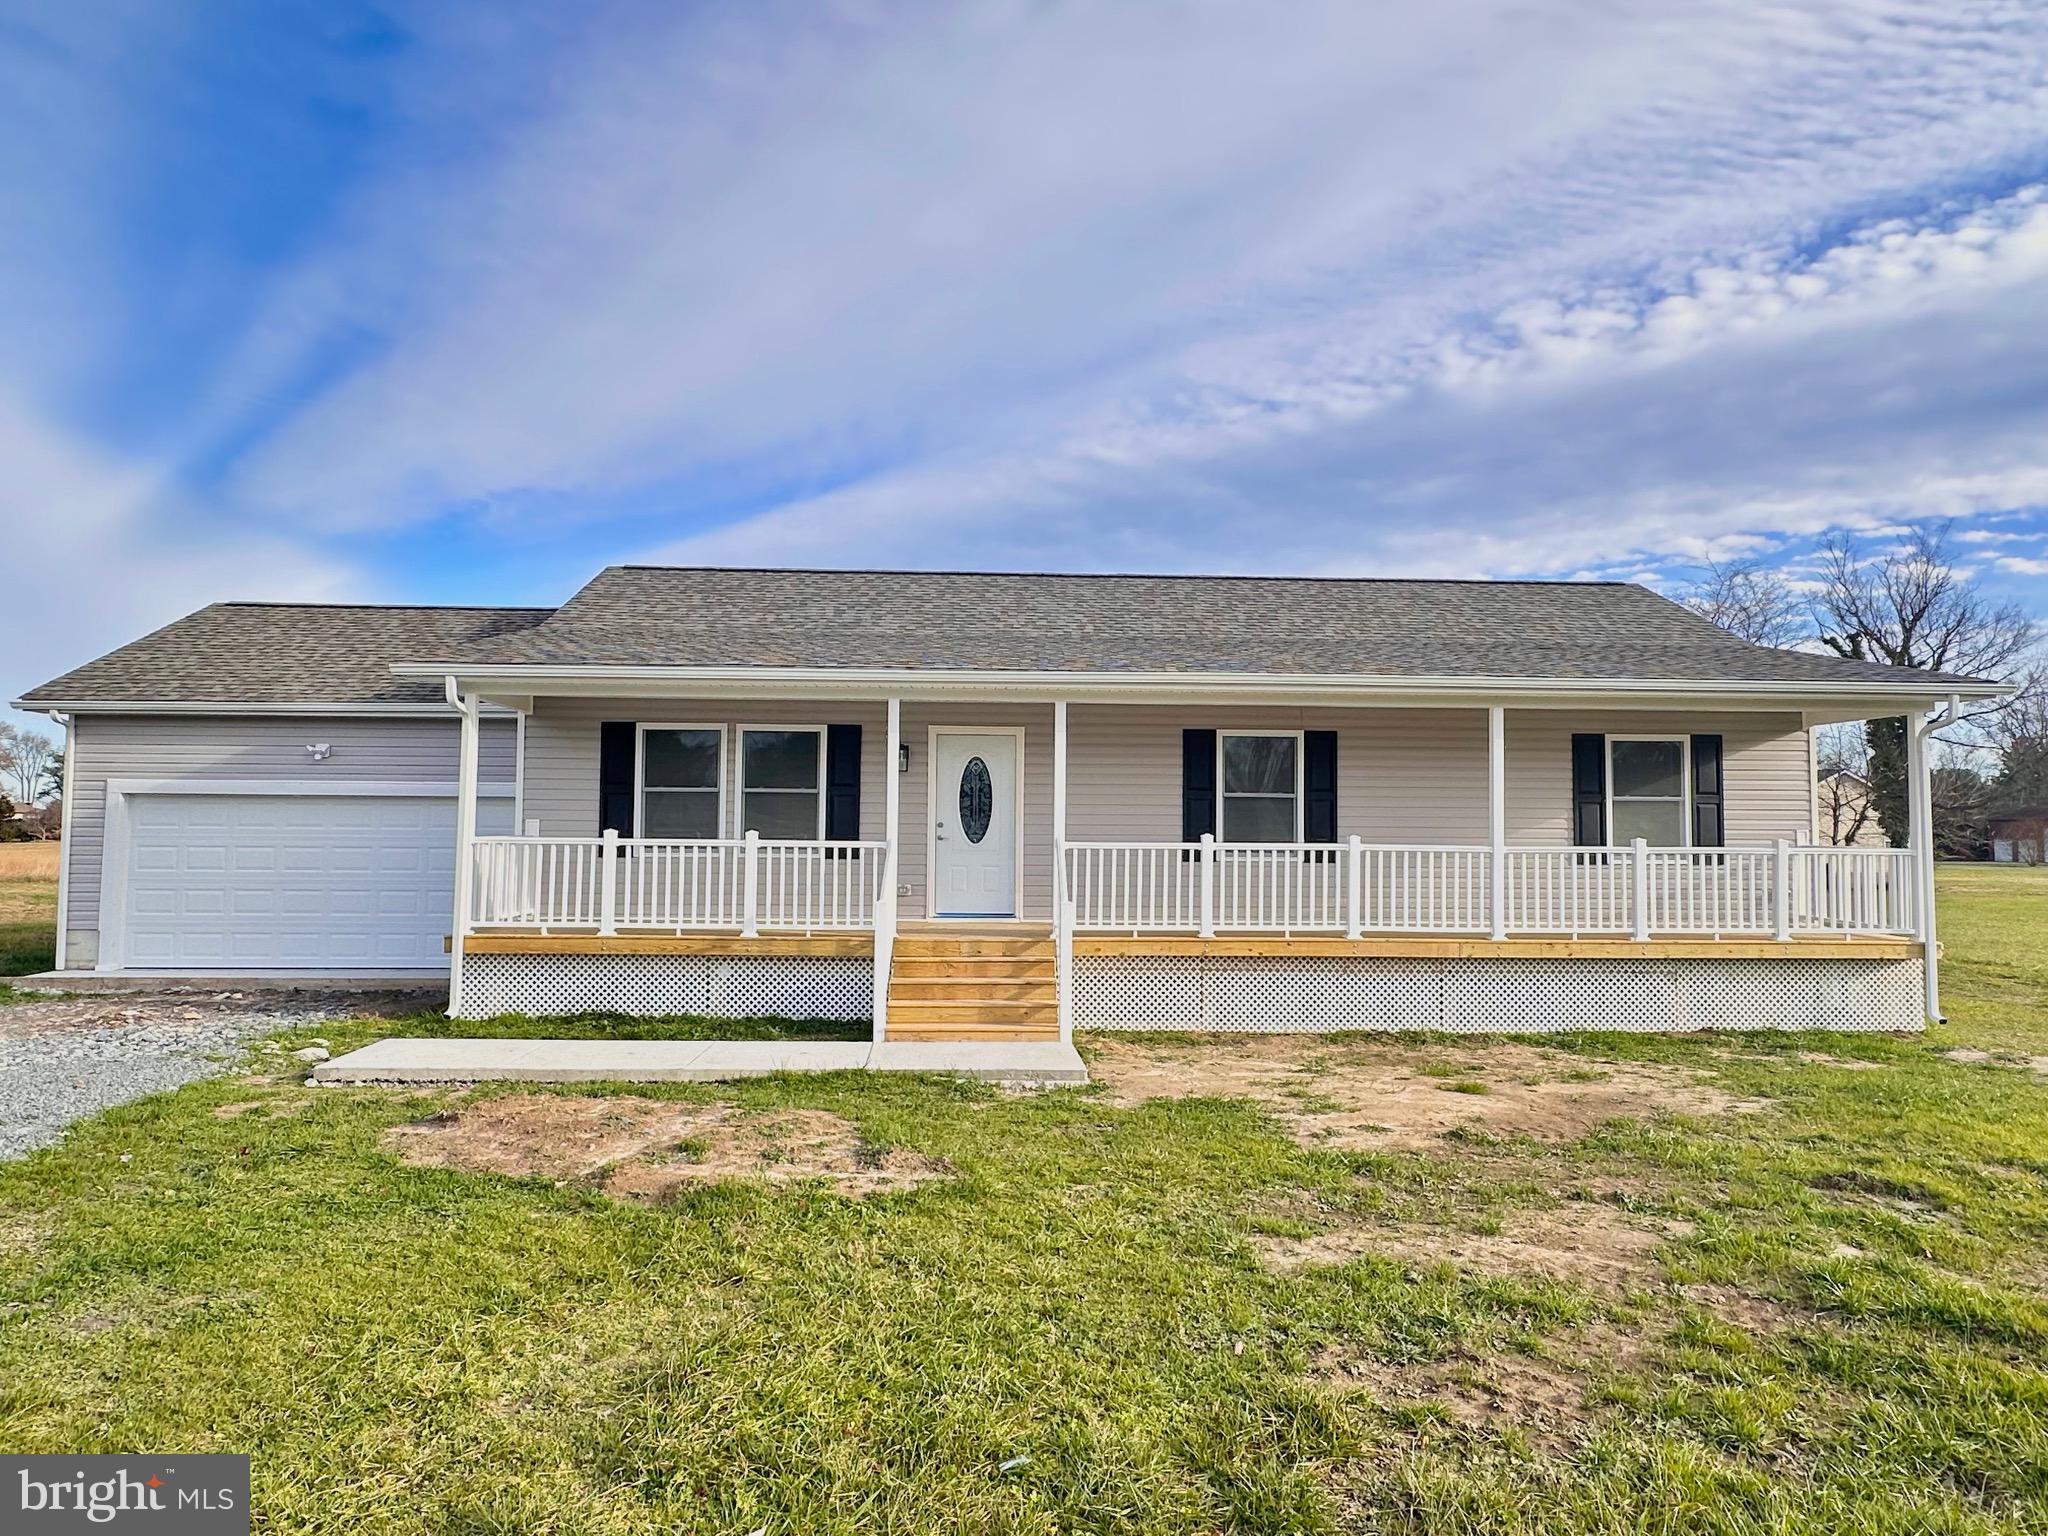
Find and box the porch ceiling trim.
[393,661,2004,717]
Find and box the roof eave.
[10,697,519,717]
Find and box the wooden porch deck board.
[457,929,1920,962]
[1074,933,1923,960]
[458,930,872,957]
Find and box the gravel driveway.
[0,989,441,1161]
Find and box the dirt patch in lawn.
[383,1094,951,1200]
[212,1093,316,1120]
[1313,1322,1646,1453]
[1087,1035,1767,1151]
[1257,1203,1689,1295]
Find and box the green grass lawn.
[0,842,57,995]
[0,868,2045,1532]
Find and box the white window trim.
[734,723,828,840]
[1217,729,1305,844]
[634,723,728,841]
[1605,734,1691,849]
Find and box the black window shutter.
[1304,730,1338,844]
[1571,733,1606,846]
[825,724,862,840]
[599,721,636,836]
[1182,729,1218,842]
[1691,734,1725,848]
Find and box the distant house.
[1989,807,2047,865]
[1816,765,1889,849]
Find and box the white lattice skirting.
[458,954,873,1021]
[1073,955,1925,1033]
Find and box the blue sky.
[6,0,2048,732]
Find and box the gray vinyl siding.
[1503,710,1812,845]
[64,713,514,959]
[1070,704,1808,847]
[1066,705,1490,845]
[520,697,888,843]
[521,700,1811,930]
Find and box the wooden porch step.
[889,978,1056,1004]
[884,998,1059,1024]
[888,1021,1063,1043]
[889,955,1055,977]
[895,921,1052,936]
[891,937,1053,959]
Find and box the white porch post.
[874,697,901,1042]
[447,681,480,1019]
[1053,699,1072,1041]
[1908,706,1941,1022]
[1487,705,1507,941]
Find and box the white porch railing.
[1062,836,1918,939]
[469,830,889,934]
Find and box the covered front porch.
[440,682,1945,1038]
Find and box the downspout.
[446,678,481,1019]
[50,711,74,972]
[1913,694,1962,1024]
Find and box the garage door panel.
[184,889,230,918]
[124,793,467,971]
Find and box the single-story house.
[1989,808,2047,865]
[14,567,2001,1038]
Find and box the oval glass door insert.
[958,757,993,844]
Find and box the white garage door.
[121,793,503,970]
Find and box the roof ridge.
[218,601,558,612]
[603,565,1634,588]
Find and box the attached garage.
[106,787,512,972]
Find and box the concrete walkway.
[314,1037,1088,1087]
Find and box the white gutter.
[385,660,2008,708]
[10,699,519,717]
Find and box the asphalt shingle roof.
[422,566,1986,688]
[16,603,551,706]
[16,568,1990,706]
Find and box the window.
[1220,732,1301,842]
[638,725,723,838]
[1608,737,1687,847]
[739,727,824,838]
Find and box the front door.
[932,731,1019,918]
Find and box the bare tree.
[0,724,56,806]
[1813,524,2041,848]
[1814,723,1879,847]
[1988,691,2048,811]
[1681,556,1806,649]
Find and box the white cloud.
[1996,556,2048,577]
[641,183,2048,581]
[0,391,356,732]
[6,0,2048,643]
[215,0,2048,553]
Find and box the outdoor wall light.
[899,743,911,773]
